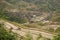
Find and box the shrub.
[0,23,17,40]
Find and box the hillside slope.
[0,0,60,23]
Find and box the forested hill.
[1,0,60,12]
[0,0,60,23]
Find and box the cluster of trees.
[4,12,29,23]
[0,7,29,23]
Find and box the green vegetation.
[0,11,29,24]
[37,33,42,40]
[51,13,60,22]
[0,23,17,40]
[53,34,60,40]
[47,28,54,32]
[38,22,46,26]
[24,32,33,40]
[55,27,60,33]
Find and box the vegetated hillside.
[0,0,60,23]
[5,0,60,12]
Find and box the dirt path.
[3,21,55,40]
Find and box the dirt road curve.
[4,22,55,40]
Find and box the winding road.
[3,21,56,40]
